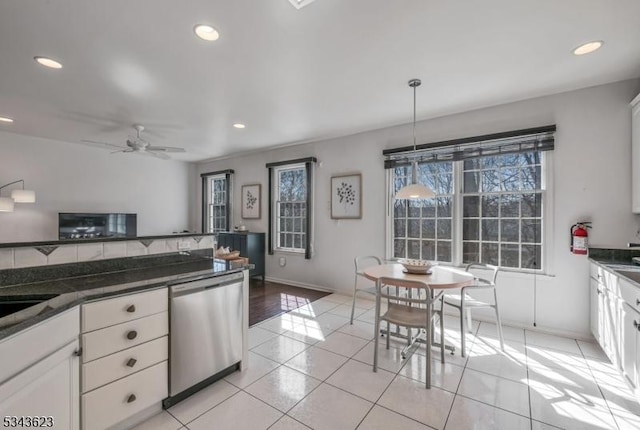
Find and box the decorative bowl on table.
[398,258,433,275]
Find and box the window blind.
[383,125,555,169]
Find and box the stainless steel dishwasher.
[164,271,244,407]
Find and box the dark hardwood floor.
[249,279,331,326]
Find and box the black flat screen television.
[58,213,137,240]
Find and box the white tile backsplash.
[199,236,214,250]
[126,241,148,257]
[0,249,13,269]
[165,239,179,252]
[103,242,127,259]
[77,243,104,262]
[13,248,47,268]
[148,240,167,255]
[48,245,78,265]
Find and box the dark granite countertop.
[0,232,214,249]
[0,257,250,341]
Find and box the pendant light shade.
[11,189,36,203]
[394,79,435,200]
[0,197,14,212]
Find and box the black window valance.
[383,125,555,169]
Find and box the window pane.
[501,243,519,267]
[421,241,435,260]
[463,219,479,240]
[421,219,435,239]
[482,219,499,241]
[408,200,421,218]
[437,197,452,217]
[482,156,501,170]
[500,194,520,217]
[279,233,285,248]
[394,200,407,218]
[437,241,451,262]
[394,219,406,237]
[278,168,306,201]
[481,243,499,265]
[482,195,499,217]
[294,234,302,249]
[408,240,420,259]
[285,234,293,249]
[285,218,293,232]
[464,172,480,193]
[501,167,520,191]
[394,239,406,258]
[436,173,453,194]
[463,241,480,263]
[294,218,302,233]
[500,219,520,242]
[422,201,436,217]
[482,170,501,192]
[437,219,451,239]
[521,193,542,217]
[522,245,541,269]
[294,204,301,216]
[408,219,420,238]
[464,159,480,170]
[463,196,479,217]
[521,219,542,243]
[521,166,541,190]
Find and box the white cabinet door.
[631,94,640,213]
[0,340,80,430]
[590,278,602,343]
[621,303,639,387]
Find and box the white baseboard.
[264,276,333,293]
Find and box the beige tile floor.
[132,293,640,430]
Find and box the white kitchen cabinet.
[0,307,80,430]
[631,92,640,213]
[621,302,640,387]
[590,277,602,343]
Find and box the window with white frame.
[386,127,553,272]
[274,164,307,252]
[202,171,232,233]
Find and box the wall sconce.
[0,180,36,212]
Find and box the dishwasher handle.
[170,272,244,297]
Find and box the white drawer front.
[620,278,640,312]
[82,312,168,362]
[82,361,167,430]
[82,336,168,393]
[82,288,167,333]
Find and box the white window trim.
[273,163,308,254]
[205,174,228,234]
[385,152,554,275]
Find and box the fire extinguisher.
[570,222,592,255]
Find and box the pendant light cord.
[413,83,417,152]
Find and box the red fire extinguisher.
[570,222,591,255]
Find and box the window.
[201,170,233,233]
[393,161,454,262]
[267,157,316,259]
[275,165,307,252]
[385,126,554,272]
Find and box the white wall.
[0,132,194,242]
[196,79,640,338]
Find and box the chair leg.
[466,307,473,333]
[373,292,381,372]
[425,298,432,389]
[350,275,358,325]
[440,297,445,364]
[386,321,390,350]
[494,290,505,352]
[459,306,466,358]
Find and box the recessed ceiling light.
[573,41,604,56]
[194,24,220,41]
[34,56,63,69]
[233,123,246,129]
[0,116,14,123]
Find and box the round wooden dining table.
[363,263,475,289]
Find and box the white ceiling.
[1,0,639,162]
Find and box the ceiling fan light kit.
[394,78,435,200]
[0,179,36,213]
[288,0,317,10]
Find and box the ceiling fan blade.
[138,150,171,160]
[110,149,135,154]
[80,139,128,151]
[147,146,186,153]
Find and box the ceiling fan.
[81,124,186,160]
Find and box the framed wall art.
[241,184,261,219]
[331,173,362,219]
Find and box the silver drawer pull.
[126,305,136,313]
[126,358,137,368]
[127,394,136,403]
[126,330,138,340]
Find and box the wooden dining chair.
[372,276,445,388]
[443,263,504,357]
[350,256,382,324]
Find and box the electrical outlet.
[279,257,286,267]
[178,241,192,250]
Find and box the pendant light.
[394,79,435,200]
[0,179,36,212]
